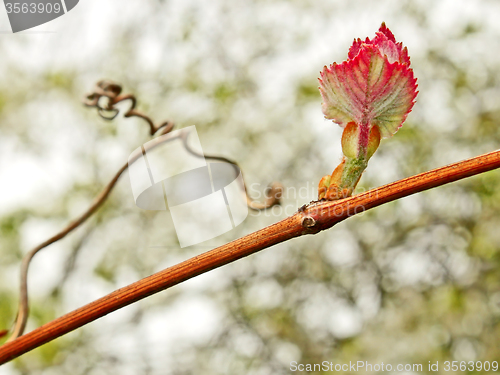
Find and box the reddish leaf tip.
[319,23,418,138]
[378,22,396,42]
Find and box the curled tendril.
[84,80,174,136]
[5,79,282,342]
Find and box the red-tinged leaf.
[378,22,396,42]
[348,24,409,65]
[317,23,418,200]
[348,37,369,60]
[319,23,417,138]
[372,31,410,65]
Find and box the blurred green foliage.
[1,0,500,374]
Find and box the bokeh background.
[1,0,500,373]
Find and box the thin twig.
[179,130,282,210]
[86,80,282,209]
[5,162,129,343]
[5,80,281,342]
[1,148,498,363]
[6,81,176,342]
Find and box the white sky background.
[1,0,500,373]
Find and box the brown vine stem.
[5,130,277,341]
[6,80,177,343]
[5,80,281,344]
[5,125,279,343]
[5,162,129,343]
[1,148,499,364]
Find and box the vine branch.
[1,148,499,363]
[5,80,280,343]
